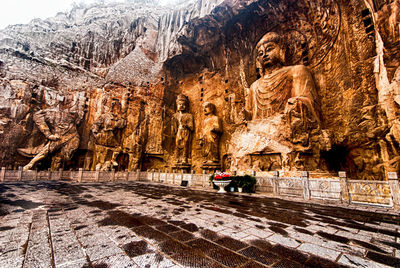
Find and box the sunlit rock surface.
[0,0,399,180]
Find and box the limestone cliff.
[163,0,400,180]
[0,0,398,180]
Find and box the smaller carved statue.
[122,99,148,171]
[92,99,126,170]
[18,94,83,171]
[199,102,222,166]
[172,94,194,166]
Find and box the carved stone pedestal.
[172,163,191,173]
[201,162,221,173]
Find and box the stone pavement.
[0,181,399,268]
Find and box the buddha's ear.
[279,47,286,65]
[255,61,262,76]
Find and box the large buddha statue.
[230,32,326,171]
[246,32,319,135]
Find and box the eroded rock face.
[0,0,221,171]
[164,0,400,179]
[0,0,399,180]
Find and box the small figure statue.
[199,102,222,166]
[92,99,126,170]
[122,99,148,171]
[172,94,194,167]
[18,94,83,171]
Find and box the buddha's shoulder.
[288,65,311,75]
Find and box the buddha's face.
[177,100,187,112]
[203,105,213,115]
[111,102,121,115]
[257,41,282,69]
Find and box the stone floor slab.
[267,234,300,248]
[298,243,341,261]
[338,254,391,268]
[92,253,139,268]
[1,181,400,268]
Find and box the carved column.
[78,168,83,183]
[0,167,5,182]
[18,166,23,181]
[180,170,184,185]
[69,169,74,181]
[95,168,100,182]
[136,169,140,181]
[388,172,400,210]
[111,169,115,182]
[339,171,350,204]
[272,171,279,196]
[302,171,310,200]
[202,170,208,188]
[190,170,194,186]
[125,169,129,181]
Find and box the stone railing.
[0,168,211,187]
[1,168,399,210]
[256,171,399,209]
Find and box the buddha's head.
[256,32,286,74]
[111,100,121,115]
[176,94,189,112]
[203,102,216,116]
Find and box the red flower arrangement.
[214,172,231,180]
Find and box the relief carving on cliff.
[172,94,194,170]
[374,0,400,173]
[0,80,34,154]
[18,92,86,171]
[122,97,148,171]
[229,32,330,172]
[91,97,127,171]
[199,102,222,170]
[3,0,400,179]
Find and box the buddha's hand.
[285,97,302,116]
[48,134,60,141]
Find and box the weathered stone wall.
[163,0,400,179]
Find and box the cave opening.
[321,145,349,173]
[35,156,52,171]
[116,153,130,171]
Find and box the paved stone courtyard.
[0,181,400,268]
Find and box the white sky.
[0,0,172,30]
